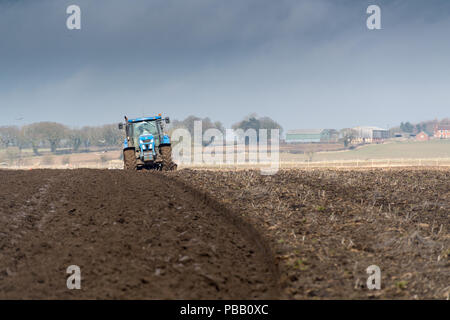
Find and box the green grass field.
[281,140,450,162]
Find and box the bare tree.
[0,126,21,148]
[171,115,224,146]
[23,123,44,155]
[68,129,83,152]
[22,122,68,154]
[232,114,283,144]
[340,128,357,147]
[38,122,68,153]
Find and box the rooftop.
[353,126,388,131]
[287,129,323,135]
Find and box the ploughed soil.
[1,168,448,299]
[169,168,449,299]
[0,169,278,299]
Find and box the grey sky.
[0,0,449,130]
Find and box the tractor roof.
[128,116,162,123]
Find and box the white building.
[352,126,389,143]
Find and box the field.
[169,168,449,299]
[281,140,450,162]
[0,169,277,299]
[0,168,448,299]
[0,148,122,169]
[1,140,449,170]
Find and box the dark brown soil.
[1,168,448,300]
[0,169,278,299]
[169,168,449,299]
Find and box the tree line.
[396,118,449,135]
[0,114,284,154]
[170,114,283,146]
[0,122,123,155]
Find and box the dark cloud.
[0,0,449,129]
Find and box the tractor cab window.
[132,121,160,144]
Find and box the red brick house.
[434,124,450,139]
[416,131,429,141]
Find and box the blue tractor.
[118,114,177,171]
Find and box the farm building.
[285,129,339,143]
[416,131,429,141]
[352,126,390,143]
[286,129,322,143]
[372,129,390,141]
[434,124,450,139]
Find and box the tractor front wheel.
[123,149,137,170]
[160,145,177,171]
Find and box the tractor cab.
[119,115,170,147]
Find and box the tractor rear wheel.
[160,145,177,171]
[123,149,137,170]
